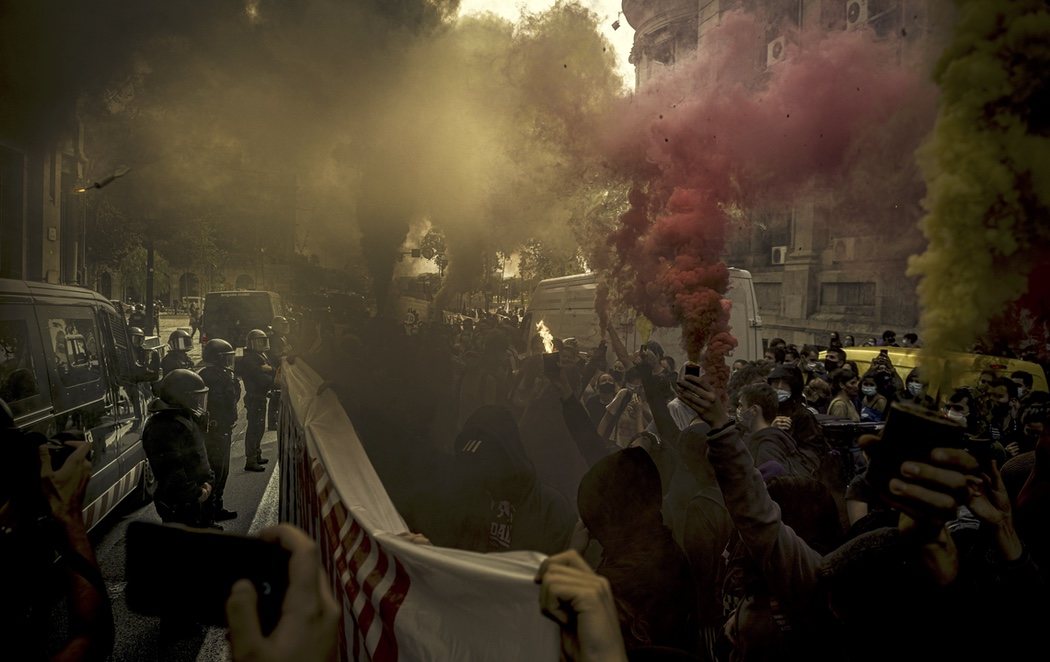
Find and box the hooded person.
[450,405,574,555]
[577,447,697,653]
[767,364,826,463]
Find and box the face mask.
[1017,387,1027,399]
[598,383,616,396]
[861,386,877,397]
[907,382,923,396]
[775,389,791,403]
[824,360,840,372]
[736,407,754,428]
[946,409,967,425]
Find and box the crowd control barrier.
[278,360,559,661]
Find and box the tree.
[518,238,585,284]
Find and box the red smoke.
[602,10,935,387]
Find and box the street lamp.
[74,165,131,193]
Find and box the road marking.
[196,461,280,662]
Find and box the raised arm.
[675,376,824,600]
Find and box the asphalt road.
[84,315,281,661]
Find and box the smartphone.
[126,521,290,634]
[543,351,561,377]
[684,364,701,378]
[864,402,967,497]
[879,349,889,357]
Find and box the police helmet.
[129,326,145,348]
[156,369,209,416]
[246,329,270,353]
[270,316,289,335]
[168,328,193,352]
[203,338,236,369]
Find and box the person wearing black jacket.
[577,447,697,653]
[238,329,274,471]
[141,369,215,528]
[449,405,574,554]
[198,339,241,521]
[767,364,827,466]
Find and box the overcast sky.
[458,0,636,88]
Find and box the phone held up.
[126,521,290,634]
[864,402,967,497]
[684,363,702,378]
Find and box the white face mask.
[1017,387,1027,399]
[775,389,791,403]
[861,386,877,397]
[907,382,923,396]
[946,409,967,425]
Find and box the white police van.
[527,269,764,366]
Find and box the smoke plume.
[907,0,1050,357]
[601,9,937,384]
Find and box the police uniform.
[141,403,214,527]
[198,362,241,517]
[161,350,194,375]
[238,349,273,469]
[265,330,288,431]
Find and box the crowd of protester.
[292,304,1049,660]
[4,292,1049,660]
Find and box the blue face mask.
[775,389,791,403]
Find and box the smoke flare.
[601,9,937,387]
[907,0,1050,360]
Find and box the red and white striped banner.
[278,361,559,661]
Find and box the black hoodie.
[768,364,826,456]
[450,406,574,555]
[578,447,697,652]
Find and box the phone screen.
[126,522,290,634]
[684,364,701,378]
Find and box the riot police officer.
[128,304,147,331]
[266,316,291,431]
[198,339,241,521]
[129,326,146,364]
[141,369,215,528]
[161,329,195,375]
[238,329,273,472]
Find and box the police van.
[527,269,765,366]
[0,279,160,530]
[200,290,283,348]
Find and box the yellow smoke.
[908,1,1050,361]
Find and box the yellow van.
[819,347,1048,394]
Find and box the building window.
[821,282,876,307]
[754,282,782,314]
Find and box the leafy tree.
[518,238,584,284]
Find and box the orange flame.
[535,320,555,353]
